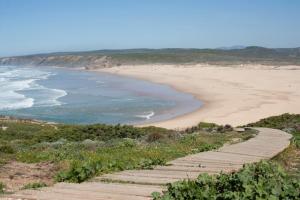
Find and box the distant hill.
[1,46,300,69]
[216,45,246,50]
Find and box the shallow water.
[0,66,201,125]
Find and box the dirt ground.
[0,161,57,193]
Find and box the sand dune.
[98,64,300,129]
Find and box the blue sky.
[0,0,300,56]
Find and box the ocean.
[0,66,201,125]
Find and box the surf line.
[135,111,155,120]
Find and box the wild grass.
[152,114,300,200]
[21,182,47,190]
[0,182,5,194]
[152,161,300,200]
[0,120,253,183]
[246,113,300,177]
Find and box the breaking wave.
[0,66,67,111]
[135,111,155,120]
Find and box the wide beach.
[99,64,300,129]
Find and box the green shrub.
[138,158,166,169]
[184,122,233,134]
[195,143,220,153]
[22,182,47,190]
[54,124,151,142]
[115,138,137,148]
[81,139,102,150]
[55,156,166,183]
[0,122,172,144]
[0,144,15,154]
[247,113,300,178]
[55,160,103,183]
[0,119,250,184]
[246,113,300,129]
[153,161,300,200]
[198,122,219,129]
[146,132,166,142]
[0,182,5,194]
[247,113,300,147]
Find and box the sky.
[0,0,300,56]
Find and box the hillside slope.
[1,47,300,69]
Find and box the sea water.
[0,66,201,125]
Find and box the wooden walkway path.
[2,128,292,200]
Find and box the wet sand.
[98,64,300,129]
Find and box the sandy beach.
[98,64,300,129]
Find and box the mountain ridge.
[1,46,300,69]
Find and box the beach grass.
[0,182,4,194]
[152,161,300,200]
[0,120,253,184]
[1,113,298,190]
[153,113,300,200]
[246,113,300,178]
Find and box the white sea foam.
[135,111,155,120]
[0,91,34,110]
[0,66,67,110]
[0,78,35,110]
[111,98,135,102]
[33,88,68,107]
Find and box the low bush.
[246,113,300,178]
[0,182,5,194]
[0,144,15,154]
[138,158,166,169]
[198,122,219,129]
[22,182,47,190]
[146,132,166,142]
[153,161,300,200]
[184,122,233,134]
[0,120,252,184]
[188,142,221,154]
[55,160,103,183]
[115,138,137,148]
[247,113,300,147]
[55,156,167,183]
[0,122,173,144]
[184,122,217,133]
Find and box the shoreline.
[96,64,300,129]
[1,64,300,130]
[95,67,214,129]
[84,68,203,127]
[0,65,202,127]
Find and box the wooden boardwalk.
[2,128,292,200]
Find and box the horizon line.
[2,45,300,58]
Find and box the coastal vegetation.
[0,182,4,194]
[153,113,300,199]
[0,120,252,190]
[152,161,300,200]
[246,113,300,178]
[1,113,299,196]
[1,47,300,69]
[21,182,47,190]
[246,113,300,147]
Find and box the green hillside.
[1,47,300,68]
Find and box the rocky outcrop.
[0,55,116,69]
